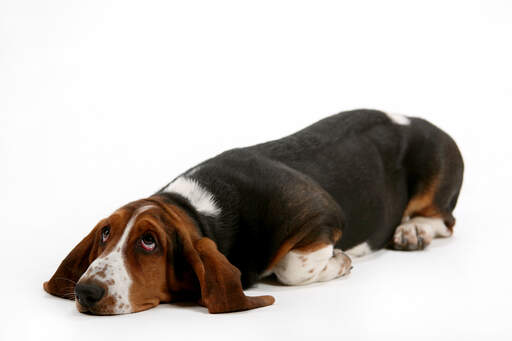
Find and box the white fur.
[346,242,372,257]
[393,216,451,249]
[385,112,411,126]
[273,245,351,285]
[316,249,352,282]
[407,216,451,237]
[162,176,220,216]
[186,166,201,176]
[79,205,154,314]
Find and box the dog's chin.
[75,301,94,314]
[75,300,160,315]
[75,301,131,315]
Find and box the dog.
[44,109,464,314]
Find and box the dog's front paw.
[393,222,433,251]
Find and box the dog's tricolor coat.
[44,109,463,314]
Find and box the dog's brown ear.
[172,220,274,313]
[43,225,100,299]
[152,196,274,313]
[190,238,275,313]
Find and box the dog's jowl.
[44,109,464,314]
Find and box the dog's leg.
[392,216,452,250]
[272,244,352,285]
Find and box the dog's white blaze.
[386,112,411,126]
[162,176,220,216]
[346,242,372,257]
[273,245,351,285]
[79,205,154,314]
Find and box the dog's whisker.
[61,289,76,300]
[55,277,77,285]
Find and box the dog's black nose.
[75,283,105,308]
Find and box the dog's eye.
[101,226,110,243]
[140,233,156,252]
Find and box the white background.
[1,1,511,340]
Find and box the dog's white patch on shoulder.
[186,166,201,176]
[79,205,153,314]
[273,245,352,285]
[346,242,372,257]
[385,112,410,126]
[162,176,220,216]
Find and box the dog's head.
[44,197,274,314]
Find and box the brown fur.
[403,175,441,220]
[294,241,331,253]
[43,219,106,299]
[265,228,341,273]
[402,173,457,231]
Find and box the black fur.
[155,109,464,288]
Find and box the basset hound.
[44,109,464,315]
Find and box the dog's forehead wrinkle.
[79,204,155,314]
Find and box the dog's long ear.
[191,237,275,313]
[43,224,101,299]
[156,198,274,313]
[178,232,275,313]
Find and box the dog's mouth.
[75,301,95,314]
[75,299,127,315]
[74,288,160,315]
